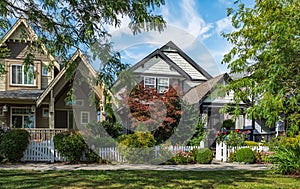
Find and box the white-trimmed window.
[42,66,49,76]
[144,76,169,93]
[81,111,90,124]
[11,107,35,128]
[0,107,3,116]
[43,108,49,117]
[11,64,35,86]
[144,76,156,89]
[158,77,169,93]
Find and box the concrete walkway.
[0,162,272,171]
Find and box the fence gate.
[22,140,56,162]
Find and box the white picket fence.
[22,140,66,162]
[215,142,269,162]
[22,140,204,163]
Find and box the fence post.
[223,142,227,162]
[50,139,55,163]
[215,142,221,161]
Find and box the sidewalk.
[0,162,272,171]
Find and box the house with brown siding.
[0,18,104,139]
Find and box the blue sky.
[105,0,238,77]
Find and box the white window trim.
[43,108,49,117]
[144,76,169,93]
[10,107,35,128]
[157,77,169,93]
[10,64,36,86]
[144,76,156,88]
[80,111,90,124]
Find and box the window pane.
[24,66,34,85]
[158,78,169,86]
[24,115,34,128]
[18,66,23,84]
[42,67,48,76]
[11,65,22,84]
[158,78,169,93]
[12,116,22,128]
[81,112,89,124]
[144,76,155,88]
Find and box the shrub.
[254,151,262,163]
[271,133,300,175]
[243,141,259,146]
[0,129,30,162]
[117,132,156,163]
[260,151,274,164]
[235,148,256,164]
[170,150,194,164]
[193,148,213,164]
[229,151,236,162]
[53,131,87,163]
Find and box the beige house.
[0,18,104,138]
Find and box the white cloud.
[101,0,235,75]
[218,0,232,6]
[215,16,234,35]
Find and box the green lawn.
[0,169,299,188]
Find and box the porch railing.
[24,128,68,141]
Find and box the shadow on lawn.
[0,170,298,188]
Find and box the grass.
[0,169,299,188]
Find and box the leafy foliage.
[222,119,235,129]
[243,141,259,147]
[216,129,250,147]
[193,148,213,164]
[223,0,300,135]
[235,148,256,164]
[118,84,182,144]
[117,132,156,163]
[169,150,194,165]
[0,129,30,162]
[0,0,166,93]
[271,133,300,174]
[53,131,87,163]
[189,118,206,146]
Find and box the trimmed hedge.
[193,148,213,164]
[243,141,259,146]
[53,131,87,163]
[0,129,30,162]
[235,148,256,164]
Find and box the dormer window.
[11,64,35,86]
[144,76,169,93]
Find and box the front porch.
[24,128,68,141]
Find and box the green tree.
[222,0,300,135]
[0,0,166,86]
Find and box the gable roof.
[0,17,60,70]
[183,73,228,105]
[36,49,98,106]
[130,41,212,81]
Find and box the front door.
[55,110,74,129]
